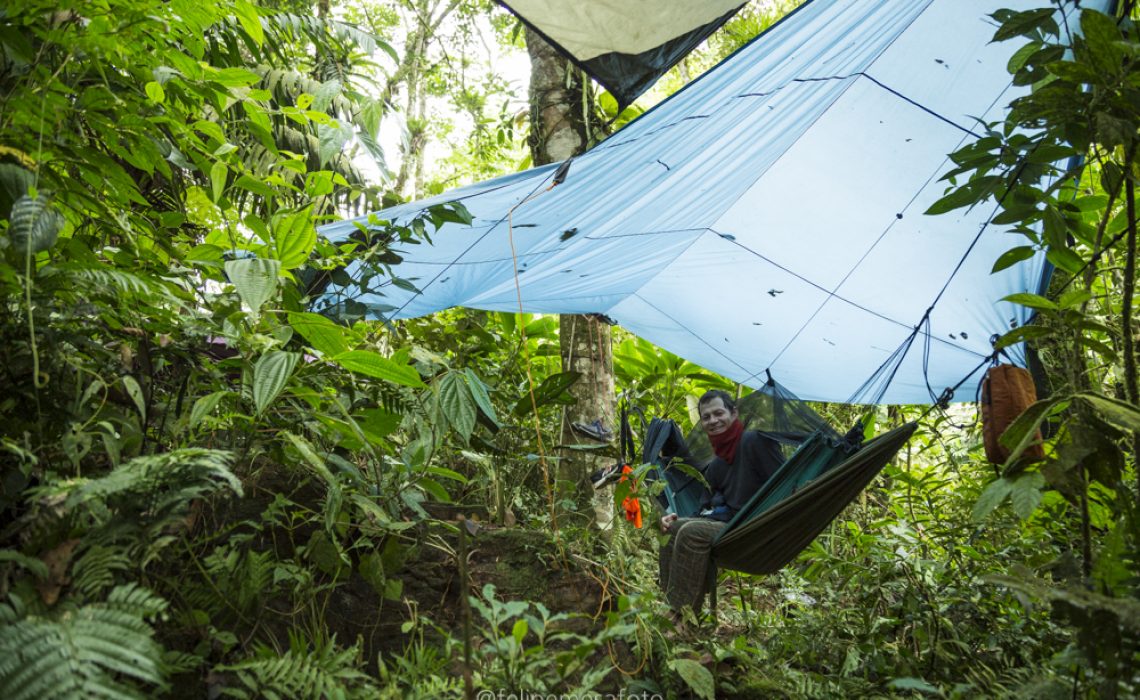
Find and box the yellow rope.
[507,184,559,534]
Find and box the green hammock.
[709,422,917,576]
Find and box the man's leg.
[662,519,726,611]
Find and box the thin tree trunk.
[1124,178,1139,509]
[526,29,616,528]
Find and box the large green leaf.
[991,246,1036,273]
[121,375,146,420]
[273,207,316,269]
[333,350,424,387]
[999,397,1064,467]
[1081,7,1123,76]
[1076,393,1140,433]
[224,258,280,319]
[287,312,351,357]
[188,390,228,428]
[669,659,715,700]
[1009,472,1045,519]
[439,371,476,442]
[317,120,352,167]
[253,351,299,415]
[1000,292,1058,311]
[973,478,1013,522]
[232,0,264,46]
[8,194,63,254]
[464,368,499,426]
[209,160,227,202]
[282,430,335,484]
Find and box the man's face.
[699,397,738,437]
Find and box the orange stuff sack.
[980,364,1044,464]
[619,465,642,528]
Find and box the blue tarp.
[317,0,1111,404]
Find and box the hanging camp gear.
[980,364,1044,464]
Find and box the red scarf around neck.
[709,419,744,464]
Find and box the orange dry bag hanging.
[980,364,1045,464]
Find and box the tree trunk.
[390,0,460,199]
[526,29,616,528]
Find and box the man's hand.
[660,513,678,533]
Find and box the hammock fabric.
[711,422,916,575]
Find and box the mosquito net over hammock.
[642,377,916,576]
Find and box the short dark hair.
[698,389,736,413]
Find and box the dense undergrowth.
[1,1,1139,698]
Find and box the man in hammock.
[658,389,784,614]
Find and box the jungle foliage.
[0,1,1138,698]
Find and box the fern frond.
[60,448,241,520]
[41,263,181,303]
[216,642,375,700]
[0,584,168,700]
[71,545,133,598]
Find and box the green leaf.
[512,371,581,415]
[273,208,316,269]
[992,8,1056,42]
[333,350,424,387]
[121,375,146,420]
[224,258,280,318]
[1075,394,1140,433]
[973,478,1013,522]
[888,677,941,695]
[464,368,499,426]
[991,246,1036,273]
[317,120,352,167]
[1006,42,1040,74]
[234,174,276,199]
[1081,8,1123,76]
[313,79,343,111]
[1010,472,1046,519]
[144,81,165,104]
[233,0,264,47]
[0,550,49,579]
[1000,292,1057,311]
[253,351,299,415]
[994,325,1053,350]
[189,390,227,428]
[8,194,63,253]
[359,551,386,595]
[209,160,227,202]
[283,430,335,484]
[670,659,715,700]
[288,312,351,356]
[512,618,528,645]
[416,476,451,502]
[426,466,467,483]
[999,396,1061,455]
[355,408,401,442]
[212,67,262,87]
[439,372,476,442]
[385,577,403,600]
[1057,288,1092,309]
[1045,246,1084,275]
[925,185,982,216]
